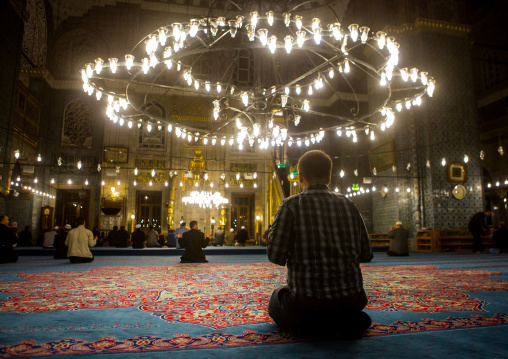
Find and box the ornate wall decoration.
[22,0,47,68]
[62,99,94,146]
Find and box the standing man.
[212,226,225,246]
[267,150,373,339]
[66,217,96,263]
[0,215,18,263]
[386,221,409,256]
[174,222,189,249]
[468,209,492,253]
[179,220,209,263]
[236,226,249,246]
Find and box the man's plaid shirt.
[267,183,373,300]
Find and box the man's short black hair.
[113,226,118,231]
[75,217,85,226]
[297,150,333,183]
[181,222,187,227]
[189,220,198,229]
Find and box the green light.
[276,164,286,169]
[352,184,360,191]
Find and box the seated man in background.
[0,215,18,264]
[386,221,409,256]
[146,225,160,247]
[490,221,508,254]
[54,224,71,259]
[66,217,96,263]
[116,226,130,247]
[212,226,225,246]
[131,224,146,248]
[179,220,209,263]
[267,150,372,339]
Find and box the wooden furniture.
[417,229,493,252]
[369,233,391,247]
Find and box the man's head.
[75,217,85,226]
[149,225,154,230]
[181,222,187,227]
[120,226,125,230]
[64,224,72,231]
[0,215,9,225]
[113,226,118,231]
[395,221,403,228]
[135,224,141,229]
[217,226,222,231]
[189,220,198,229]
[297,150,332,188]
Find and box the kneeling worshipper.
[490,222,508,254]
[53,224,71,259]
[0,215,18,264]
[66,217,96,263]
[386,221,409,256]
[178,220,209,263]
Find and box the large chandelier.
[182,191,229,208]
[82,2,435,149]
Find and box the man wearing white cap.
[236,225,249,246]
[131,224,146,248]
[54,224,72,259]
[386,221,409,256]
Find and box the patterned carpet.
[0,254,507,357]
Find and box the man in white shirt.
[42,226,58,248]
[66,217,96,263]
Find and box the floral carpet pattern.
[0,262,507,356]
[0,264,507,328]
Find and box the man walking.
[267,150,373,339]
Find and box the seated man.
[267,150,372,339]
[53,224,71,259]
[131,224,146,248]
[0,215,18,264]
[386,221,409,256]
[66,217,96,263]
[116,226,130,247]
[146,225,160,247]
[490,222,508,254]
[178,220,209,263]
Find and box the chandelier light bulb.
[77,161,82,170]
[313,27,322,44]
[480,150,485,160]
[142,58,149,74]
[151,168,155,177]
[360,26,370,43]
[267,11,274,26]
[329,68,334,78]
[302,99,310,111]
[258,28,268,46]
[344,59,350,73]
[499,146,504,156]
[331,23,342,40]
[236,172,240,180]
[410,68,419,82]
[441,158,446,166]
[68,179,72,185]
[348,24,359,42]
[296,30,306,47]
[86,63,93,78]
[295,84,301,95]
[284,35,293,53]
[400,68,409,82]
[250,11,258,27]
[268,35,277,53]
[427,78,436,97]
[221,137,226,146]
[229,20,238,37]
